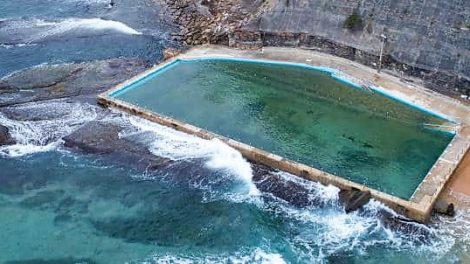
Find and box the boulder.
[0,59,148,107]
[252,167,311,207]
[163,48,182,60]
[339,187,371,213]
[434,199,455,217]
[377,210,431,240]
[0,124,14,145]
[63,121,172,171]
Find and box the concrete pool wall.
[98,46,470,223]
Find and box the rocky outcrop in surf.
[0,59,148,107]
[0,57,144,156]
[0,124,14,145]
[63,120,172,171]
[339,188,372,213]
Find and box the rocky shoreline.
[162,0,266,46]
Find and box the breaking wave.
[0,101,97,157]
[147,249,286,264]
[34,18,142,35]
[106,114,468,262]
[124,116,260,195]
[0,18,142,44]
[0,43,37,49]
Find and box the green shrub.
[344,9,364,31]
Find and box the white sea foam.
[429,209,470,257]
[247,170,458,260]
[275,171,340,204]
[34,18,142,36]
[0,101,97,157]
[66,0,110,3]
[0,43,37,49]
[148,249,286,264]
[1,18,142,44]
[125,116,260,195]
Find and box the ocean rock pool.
[111,58,454,200]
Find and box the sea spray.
[251,170,460,261]
[119,114,454,260]
[0,18,142,44]
[274,171,340,205]
[148,249,286,264]
[126,115,260,195]
[0,101,97,157]
[40,18,142,35]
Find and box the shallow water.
[114,59,453,199]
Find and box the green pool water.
[113,59,453,199]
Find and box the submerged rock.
[0,124,14,145]
[339,188,371,213]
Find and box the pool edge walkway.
[98,45,470,223]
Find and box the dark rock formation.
[252,165,318,207]
[0,124,14,145]
[339,188,371,213]
[164,0,266,45]
[62,121,172,171]
[376,210,431,240]
[0,59,148,107]
[434,199,455,216]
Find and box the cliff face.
[164,0,470,97]
[246,0,470,96]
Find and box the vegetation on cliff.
[343,9,364,32]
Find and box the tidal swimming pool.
[111,58,454,199]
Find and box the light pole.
[377,33,387,73]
